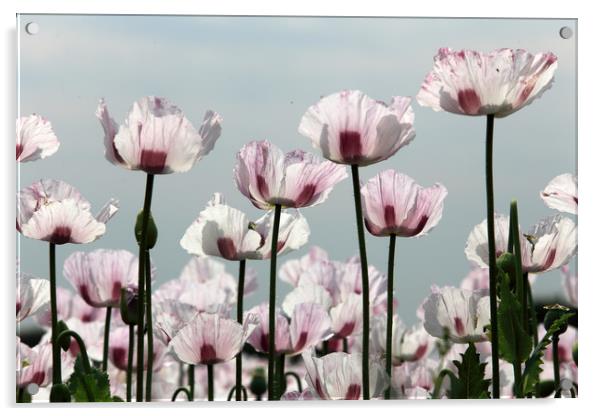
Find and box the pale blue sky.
[17,15,577,326]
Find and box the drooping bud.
[120,288,139,325]
[543,304,571,333]
[57,320,71,351]
[249,367,267,399]
[49,383,71,402]
[135,210,158,249]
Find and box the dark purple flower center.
[339,130,363,163]
[295,184,317,208]
[384,205,397,229]
[453,317,465,336]
[49,226,72,245]
[337,322,356,338]
[345,384,362,400]
[457,89,482,115]
[16,143,24,160]
[217,237,238,260]
[111,347,127,370]
[256,175,270,200]
[140,149,167,174]
[413,343,428,361]
[293,331,308,352]
[200,344,218,364]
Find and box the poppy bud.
[543,304,570,333]
[135,210,158,249]
[535,380,556,398]
[49,383,71,402]
[496,252,517,289]
[120,288,139,325]
[57,320,71,351]
[249,367,267,399]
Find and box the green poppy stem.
[49,243,62,387]
[58,330,92,373]
[276,353,286,397]
[268,204,282,400]
[207,364,214,401]
[553,334,561,397]
[351,164,371,400]
[384,234,396,400]
[102,306,112,372]
[235,259,246,401]
[509,200,525,399]
[171,387,192,402]
[144,249,153,402]
[136,173,155,401]
[126,324,134,402]
[188,364,195,401]
[526,280,539,346]
[485,114,500,398]
[284,371,303,393]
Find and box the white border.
[2,1,599,415]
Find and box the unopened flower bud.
[543,304,570,333]
[496,252,517,289]
[135,210,158,249]
[120,288,139,325]
[49,383,71,402]
[249,367,267,399]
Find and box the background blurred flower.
[170,312,257,365]
[16,114,60,162]
[302,351,387,400]
[416,48,558,117]
[541,173,577,214]
[97,96,222,174]
[422,286,490,343]
[561,265,578,308]
[465,214,577,274]
[63,249,138,308]
[17,271,49,322]
[234,140,347,210]
[247,302,331,356]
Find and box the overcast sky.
[17,15,577,327]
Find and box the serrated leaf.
[521,312,575,396]
[497,271,532,363]
[448,343,491,399]
[67,355,113,402]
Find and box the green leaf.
[67,355,113,402]
[497,271,532,363]
[448,343,491,399]
[521,312,575,396]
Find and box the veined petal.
[16,115,60,162]
[541,173,577,214]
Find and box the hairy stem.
[268,204,282,400]
[485,114,500,398]
[102,307,112,372]
[136,173,154,401]
[351,164,371,400]
[384,234,396,400]
[235,259,246,401]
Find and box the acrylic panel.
[16,14,577,403]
